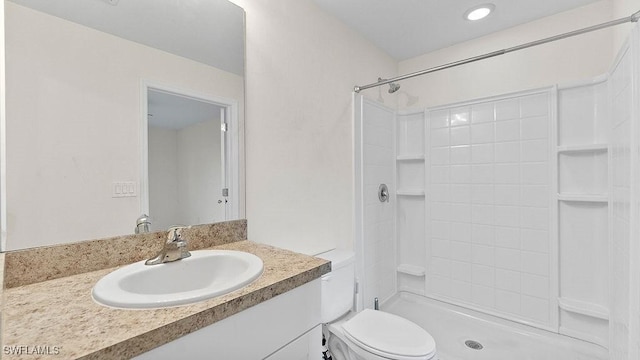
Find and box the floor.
[382,292,608,360]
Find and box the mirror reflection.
[4,0,245,251]
[147,88,229,232]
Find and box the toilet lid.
[342,309,436,360]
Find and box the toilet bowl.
[318,250,437,360]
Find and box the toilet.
[318,249,437,360]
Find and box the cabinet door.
[134,280,321,359]
[265,325,322,360]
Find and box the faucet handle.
[166,226,189,243]
[137,214,151,225]
[145,226,192,265]
[135,214,151,234]
[167,226,191,259]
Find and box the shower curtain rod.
[354,10,640,93]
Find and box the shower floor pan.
[383,292,607,360]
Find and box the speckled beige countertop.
[2,240,330,359]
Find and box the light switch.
[112,182,137,198]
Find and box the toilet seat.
[341,309,437,360]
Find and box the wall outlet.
[112,181,137,198]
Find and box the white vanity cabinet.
[134,279,322,360]
[264,325,322,360]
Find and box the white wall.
[5,3,244,250]
[230,0,397,255]
[612,0,640,56]
[397,0,614,110]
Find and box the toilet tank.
[317,249,355,323]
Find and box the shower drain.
[464,340,484,350]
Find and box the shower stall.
[353,22,640,360]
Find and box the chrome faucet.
[145,226,191,265]
[135,214,151,234]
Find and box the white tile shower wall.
[362,99,397,309]
[426,91,554,329]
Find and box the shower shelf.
[396,189,425,196]
[397,264,425,276]
[558,194,608,202]
[558,297,609,320]
[557,144,607,153]
[396,154,425,161]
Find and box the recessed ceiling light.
[464,4,495,21]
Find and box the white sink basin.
[92,250,264,309]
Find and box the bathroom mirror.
[2,0,245,251]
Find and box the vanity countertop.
[2,240,331,359]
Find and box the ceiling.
[8,0,245,75]
[9,0,602,71]
[148,90,222,130]
[312,0,601,60]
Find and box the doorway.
[140,81,239,231]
